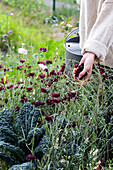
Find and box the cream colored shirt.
[77,0,113,67]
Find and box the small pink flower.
[2,39,6,42]
[8,30,13,33]
[18,48,28,55]
[3,34,8,37]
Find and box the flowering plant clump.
[0,28,113,169]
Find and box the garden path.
[37,0,77,9]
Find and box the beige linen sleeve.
[82,0,113,62]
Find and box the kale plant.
[0,102,50,169]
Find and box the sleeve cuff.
[81,40,108,62]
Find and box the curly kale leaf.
[0,127,18,144]
[14,102,33,136]
[8,162,35,170]
[0,141,25,159]
[27,108,40,132]
[0,151,17,166]
[34,135,51,157]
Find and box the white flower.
[38,64,48,70]
[18,48,28,55]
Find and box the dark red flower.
[3,98,8,103]
[45,115,54,123]
[26,65,31,68]
[17,66,22,70]
[46,60,52,64]
[14,106,20,113]
[27,72,35,77]
[50,70,56,76]
[26,87,33,92]
[32,101,45,107]
[4,68,9,72]
[52,93,60,98]
[37,61,45,65]
[39,74,45,79]
[46,99,53,105]
[41,87,47,93]
[20,60,25,63]
[17,81,23,84]
[67,91,76,98]
[26,154,35,162]
[0,86,5,91]
[7,84,13,89]
[69,121,78,128]
[52,98,61,103]
[40,48,47,52]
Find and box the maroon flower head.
[17,66,22,70]
[14,106,20,113]
[69,121,78,128]
[67,91,76,98]
[37,61,45,65]
[39,74,45,79]
[0,86,5,91]
[52,98,61,103]
[45,115,54,123]
[41,87,48,93]
[7,84,13,89]
[50,70,56,76]
[26,65,31,68]
[32,101,45,107]
[52,93,60,98]
[40,48,47,52]
[20,60,25,63]
[26,154,35,162]
[26,87,33,92]
[46,60,52,64]
[3,98,8,104]
[27,72,35,77]
[46,99,53,105]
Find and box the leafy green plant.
[0,102,51,169]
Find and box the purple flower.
[46,60,52,64]
[52,93,60,98]
[46,99,53,105]
[26,154,35,162]
[2,39,6,42]
[3,34,8,37]
[8,30,13,33]
[30,45,32,48]
[41,87,48,93]
[45,115,54,123]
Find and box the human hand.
[73,52,95,85]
